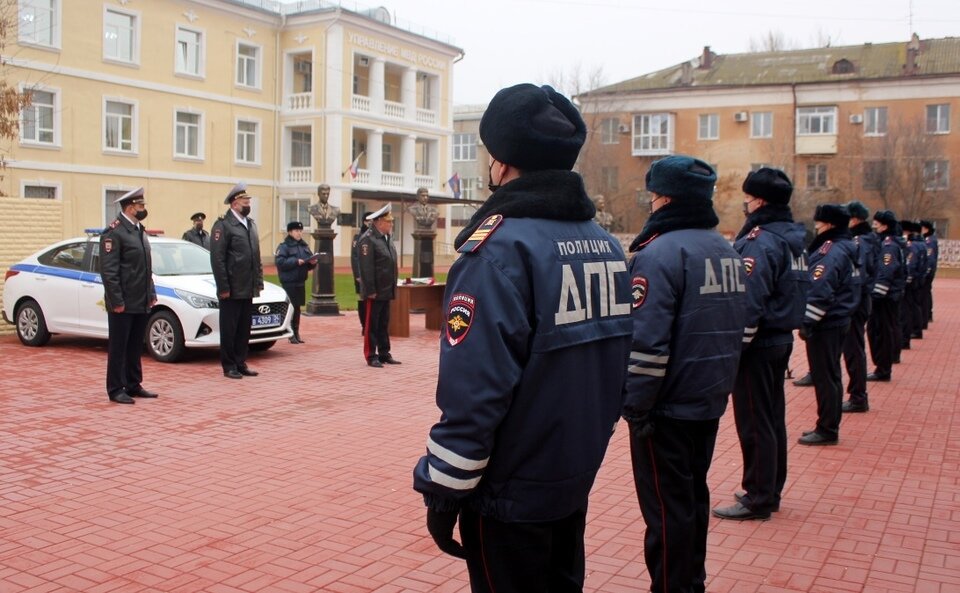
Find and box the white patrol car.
[2,231,293,362]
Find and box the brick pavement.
[0,281,958,593]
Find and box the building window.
[19,0,59,48]
[382,142,393,171]
[175,26,203,77]
[21,88,56,145]
[806,163,828,188]
[460,177,479,201]
[104,7,137,64]
[865,107,887,136]
[698,114,719,140]
[453,133,477,161]
[924,160,949,190]
[291,130,311,167]
[174,110,202,158]
[632,113,673,156]
[863,160,887,190]
[104,100,135,153]
[284,198,311,230]
[926,104,950,134]
[600,118,620,144]
[750,163,772,172]
[601,166,619,192]
[797,106,837,135]
[103,189,128,226]
[237,42,260,88]
[450,204,475,226]
[23,184,58,199]
[750,112,772,138]
[236,119,259,164]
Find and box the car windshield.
[152,242,213,276]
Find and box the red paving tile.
[1,280,958,592]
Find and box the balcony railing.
[382,172,404,188]
[286,166,312,184]
[287,92,312,111]
[352,95,371,112]
[384,100,405,119]
[415,175,434,190]
[354,169,371,185]
[416,108,437,126]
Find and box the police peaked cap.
[814,203,850,228]
[115,187,145,205]
[873,209,897,227]
[365,203,394,222]
[287,221,303,231]
[225,182,249,204]
[479,84,586,171]
[190,212,206,221]
[845,201,869,221]
[646,155,716,202]
[742,168,793,204]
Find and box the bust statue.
[410,187,438,231]
[309,184,340,228]
[593,194,614,232]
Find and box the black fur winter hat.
[742,167,793,204]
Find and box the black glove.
[426,508,465,559]
[798,326,809,341]
[626,412,655,438]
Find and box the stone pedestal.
[412,229,436,278]
[305,227,340,316]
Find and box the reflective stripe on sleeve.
[427,436,489,471]
[428,463,482,491]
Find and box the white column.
[368,129,383,186]
[371,57,386,114]
[401,134,416,188]
[402,66,417,122]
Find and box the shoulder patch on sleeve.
[747,226,761,240]
[632,276,648,308]
[103,238,113,253]
[812,263,826,279]
[743,256,755,276]
[213,228,222,242]
[457,215,503,253]
[360,242,369,257]
[884,236,893,245]
[883,252,892,265]
[446,293,475,346]
[818,240,833,255]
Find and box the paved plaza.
[1,280,959,593]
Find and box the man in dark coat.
[274,221,315,344]
[920,220,938,327]
[100,187,158,404]
[350,221,369,334]
[210,182,264,379]
[182,212,209,248]
[867,210,905,382]
[841,201,880,413]
[357,204,399,367]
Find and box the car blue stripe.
[11,264,180,300]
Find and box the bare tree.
[0,0,34,196]
[748,30,801,53]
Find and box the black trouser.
[219,298,252,372]
[921,275,934,326]
[868,298,899,376]
[732,342,791,514]
[363,299,391,361]
[908,286,924,337]
[459,507,586,593]
[630,417,719,593]
[807,324,848,440]
[842,297,871,405]
[356,299,366,330]
[282,283,305,335]
[899,286,922,345]
[106,311,149,397]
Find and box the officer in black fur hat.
[867,210,905,382]
[899,220,927,348]
[840,201,880,413]
[920,219,938,327]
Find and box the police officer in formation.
[900,220,927,349]
[920,220,938,327]
[210,182,264,379]
[274,221,316,344]
[182,212,209,248]
[413,83,632,593]
[798,204,860,446]
[841,201,880,413]
[99,187,159,404]
[713,168,807,522]
[357,204,400,367]
[866,210,906,382]
[624,156,746,591]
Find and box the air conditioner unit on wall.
[849,114,864,124]
[358,56,369,67]
[618,124,631,133]
[734,111,749,122]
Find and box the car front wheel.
[146,310,185,363]
[15,300,51,347]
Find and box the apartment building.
[449,103,490,232]
[3,0,463,262]
[577,35,960,238]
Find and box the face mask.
[134,209,148,221]
[742,201,751,217]
[487,161,501,193]
[240,206,251,217]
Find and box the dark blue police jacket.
[412,216,632,522]
[734,221,809,349]
[624,228,747,422]
[274,236,315,287]
[905,234,927,288]
[873,233,905,301]
[924,234,939,280]
[851,223,880,298]
[804,230,860,331]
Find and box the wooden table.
[388,283,446,338]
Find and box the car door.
[32,241,88,332]
[76,240,109,336]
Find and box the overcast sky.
[366,0,960,106]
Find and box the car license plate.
[251,313,281,327]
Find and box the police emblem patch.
[743,256,755,276]
[883,253,892,265]
[632,276,648,309]
[103,239,113,253]
[446,293,475,346]
[812,264,826,280]
[213,229,222,242]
